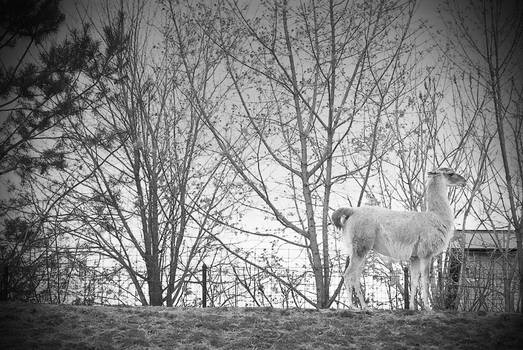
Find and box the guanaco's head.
[427,168,466,187]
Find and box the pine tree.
[0,0,125,302]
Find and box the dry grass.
[1,302,522,349]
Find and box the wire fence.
[1,247,520,312]
[197,264,409,310]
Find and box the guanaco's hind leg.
[343,250,369,309]
[409,257,421,310]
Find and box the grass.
[1,302,522,349]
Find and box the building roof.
[455,229,517,251]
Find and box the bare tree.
[164,0,420,308]
[440,0,523,312]
[53,1,238,306]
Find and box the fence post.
[202,263,207,308]
[0,264,8,301]
[404,266,410,310]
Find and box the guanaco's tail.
[331,207,355,229]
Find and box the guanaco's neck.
[426,176,454,230]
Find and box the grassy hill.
[1,302,522,349]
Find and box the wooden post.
[0,264,7,301]
[202,263,207,308]
[404,266,410,310]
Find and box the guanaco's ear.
[427,171,438,176]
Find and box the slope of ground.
[0,302,522,349]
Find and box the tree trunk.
[282,0,327,308]
[147,134,163,306]
[517,225,523,313]
[147,262,163,306]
